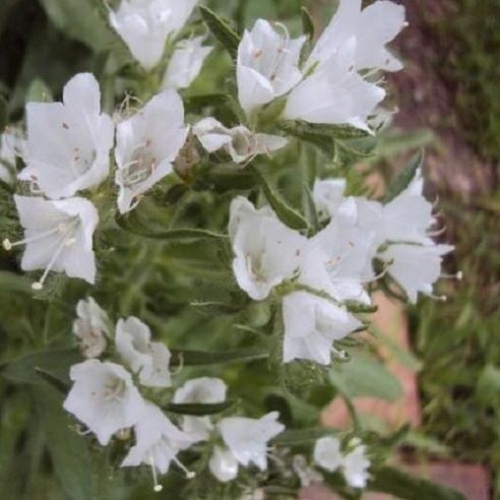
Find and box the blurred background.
[0,0,499,498]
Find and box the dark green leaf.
[368,466,465,500]
[249,165,309,230]
[273,427,339,446]
[170,347,268,367]
[279,121,370,141]
[35,368,70,394]
[199,6,240,60]
[0,271,33,295]
[278,121,335,156]
[165,399,238,416]
[384,150,424,202]
[301,7,315,41]
[1,348,81,384]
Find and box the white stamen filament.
[172,456,196,479]
[3,226,61,251]
[441,270,463,281]
[149,454,163,493]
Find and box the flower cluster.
[64,298,284,490]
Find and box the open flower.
[73,297,110,358]
[115,89,187,214]
[109,0,199,70]
[19,73,114,199]
[313,436,342,473]
[163,36,212,90]
[193,117,287,165]
[122,402,196,487]
[63,359,145,446]
[115,317,172,388]
[210,412,284,482]
[3,196,98,288]
[237,19,306,115]
[342,439,370,488]
[173,377,227,441]
[229,197,306,300]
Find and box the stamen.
[427,226,447,237]
[441,271,463,280]
[149,454,163,493]
[3,226,61,251]
[331,345,349,360]
[427,293,447,302]
[172,456,196,479]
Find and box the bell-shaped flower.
[193,117,287,165]
[163,36,212,89]
[73,297,111,358]
[3,196,98,288]
[122,402,196,486]
[115,89,187,214]
[109,0,199,70]
[306,0,406,73]
[209,445,239,483]
[229,196,306,300]
[237,19,306,115]
[342,439,370,489]
[19,73,114,199]
[173,377,227,441]
[313,436,342,473]
[282,291,361,364]
[213,412,284,478]
[0,131,25,184]
[116,317,172,388]
[283,39,385,131]
[313,178,346,220]
[63,359,145,446]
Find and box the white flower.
[282,292,361,365]
[116,317,172,388]
[313,436,342,473]
[19,73,114,199]
[237,19,306,115]
[342,440,370,489]
[193,117,287,165]
[0,132,25,184]
[73,297,110,358]
[109,0,199,70]
[173,377,227,441]
[306,0,406,73]
[163,36,212,89]
[212,412,284,480]
[229,197,306,300]
[63,359,145,446]
[313,178,346,220]
[283,39,386,131]
[115,89,187,214]
[3,196,98,288]
[122,402,196,486]
[209,445,239,483]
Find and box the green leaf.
[384,150,424,202]
[368,466,465,500]
[191,301,245,316]
[35,385,96,500]
[273,427,339,446]
[0,95,7,133]
[0,271,33,295]
[329,351,402,402]
[164,399,238,416]
[277,121,334,156]
[1,348,81,385]
[199,6,240,60]
[476,364,500,406]
[301,7,315,41]
[280,120,371,141]
[35,368,70,394]
[170,347,268,367]
[115,211,227,241]
[38,0,114,53]
[26,78,53,103]
[302,184,320,233]
[249,165,309,230]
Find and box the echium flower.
[73,297,110,358]
[19,73,114,199]
[115,89,187,214]
[3,196,98,289]
[109,0,199,70]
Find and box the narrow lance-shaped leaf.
[170,347,268,367]
[384,149,424,202]
[199,6,240,60]
[301,7,315,41]
[164,399,239,416]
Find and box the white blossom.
[163,36,212,89]
[237,19,306,115]
[63,359,145,446]
[342,440,370,489]
[73,297,110,358]
[19,73,114,199]
[211,412,284,481]
[229,197,306,300]
[3,196,98,288]
[282,292,361,365]
[193,117,287,165]
[115,89,187,214]
[173,377,227,441]
[116,317,172,388]
[313,178,347,220]
[313,436,343,473]
[122,402,196,486]
[109,0,199,70]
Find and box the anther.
[2,239,12,251]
